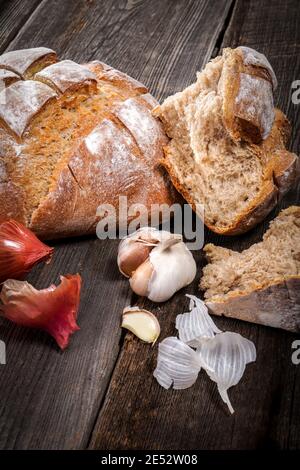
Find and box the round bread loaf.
[0,47,175,239]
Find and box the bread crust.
[221,47,276,143]
[0,49,176,239]
[201,206,300,332]
[206,276,300,333]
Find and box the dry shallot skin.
[0,220,53,284]
[0,274,82,350]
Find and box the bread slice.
[153,47,300,235]
[200,206,300,332]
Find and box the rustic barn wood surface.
[0,0,299,450]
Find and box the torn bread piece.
[200,206,300,332]
[154,47,300,235]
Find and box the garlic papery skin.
[197,332,256,414]
[129,260,154,297]
[117,227,182,277]
[121,306,160,344]
[118,227,196,302]
[146,239,196,302]
[176,295,222,346]
[154,336,202,389]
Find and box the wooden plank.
[0,237,131,449]
[0,0,43,52]
[89,0,300,450]
[0,0,234,450]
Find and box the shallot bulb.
[117,228,196,302]
[0,220,53,284]
[0,274,82,349]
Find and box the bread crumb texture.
[154,47,300,234]
[201,206,300,301]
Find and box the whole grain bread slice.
[200,206,300,332]
[153,47,300,235]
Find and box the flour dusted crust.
[0,48,175,239]
[90,60,148,93]
[201,207,300,332]
[0,47,57,78]
[221,47,276,143]
[0,80,58,138]
[35,60,97,93]
[0,69,20,88]
[154,47,300,235]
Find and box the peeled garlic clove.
[121,306,160,343]
[129,259,154,297]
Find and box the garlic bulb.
[121,306,160,344]
[118,228,196,302]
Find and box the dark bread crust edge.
[205,276,300,333]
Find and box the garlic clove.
[121,306,160,343]
[118,241,153,278]
[117,227,183,278]
[129,259,154,297]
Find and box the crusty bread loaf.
[0,48,176,239]
[200,206,300,332]
[153,47,300,235]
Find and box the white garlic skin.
[146,241,197,302]
[117,227,163,277]
[118,227,196,303]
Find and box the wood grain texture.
[0,0,43,53]
[0,237,131,449]
[89,0,300,450]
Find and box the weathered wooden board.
[0,237,132,449]
[0,0,43,53]
[89,0,300,450]
[0,0,237,450]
